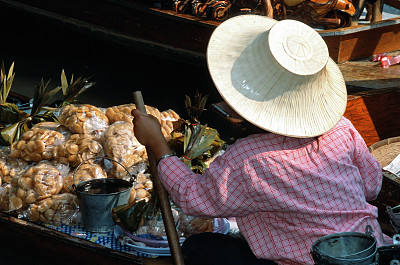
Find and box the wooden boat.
[0,212,175,265]
[0,0,399,65]
[0,85,399,265]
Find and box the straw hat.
[207,15,347,138]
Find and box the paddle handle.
[133,91,185,265]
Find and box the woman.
[131,15,390,265]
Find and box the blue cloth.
[44,224,157,258]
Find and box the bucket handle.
[71,156,137,192]
[365,225,374,236]
[394,234,400,245]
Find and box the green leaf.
[0,61,15,105]
[58,71,95,107]
[113,199,149,232]
[182,123,219,163]
[31,79,62,116]
[0,118,30,145]
[0,103,23,123]
[60,69,69,95]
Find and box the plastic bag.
[62,163,107,193]
[26,193,79,226]
[9,127,66,162]
[105,104,161,125]
[53,133,104,167]
[160,109,181,138]
[0,157,29,185]
[8,163,63,211]
[58,104,109,137]
[103,121,147,178]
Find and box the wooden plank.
[0,212,174,265]
[321,18,400,63]
[386,0,400,9]
[344,88,400,147]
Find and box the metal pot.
[72,157,135,233]
[312,225,378,265]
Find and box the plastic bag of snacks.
[26,193,79,226]
[135,207,214,238]
[53,134,104,167]
[160,109,181,138]
[0,157,29,185]
[62,163,107,193]
[105,104,161,125]
[58,104,109,137]
[176,214,215,238]
[0,184,11,212]
[9,127,66,162]
[133,172,152,202]
[103,121,146,178]
[8,162,63,211]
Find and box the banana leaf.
[184,92,209,123]
[112,199,149,232]
[31,78,61,116]
[59,70,95,107]
[0,61,15,105]
[182,123,218,165]
[0,102,28,124]
[0,117,31,146]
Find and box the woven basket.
[368,137,400,236]
[369,136,400,168]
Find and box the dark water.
[77,179,132,194]
[0,5,222,116]
[0,5,225,265]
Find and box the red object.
[381,55,400,68]
[372,53,387,62]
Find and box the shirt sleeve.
[349,124,382,201]
[157,155,253,217]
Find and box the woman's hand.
[131,109,172,160]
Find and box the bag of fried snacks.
[9,127,66,162]
[105,104,161,125]
[58,104,109,137]
[62,163,107,193]
[26,193,79,226]
[8,163,63,211]
[103,121,147,178]
[53,134,104,167]
[0,157,29,185]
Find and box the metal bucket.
[312,226,378,265]
[376,234,400,265]
[72,157,134,233]
[386,205,400,233]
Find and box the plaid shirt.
[158,117,389,265]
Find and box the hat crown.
[268,19,329,76]
[283,35,312,61]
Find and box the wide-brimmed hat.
[207,15,347,138]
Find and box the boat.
[0,0,399,65]
[0,84,398,265]
[0,1,399,262]
[0,211,174,265]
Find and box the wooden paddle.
[133,91,185,265]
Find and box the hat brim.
[207,15,347,138]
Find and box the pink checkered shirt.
[158,117,389,265]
